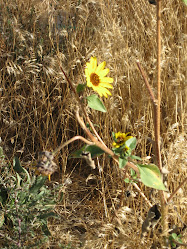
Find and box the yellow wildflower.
[113,132,133,150]
[85,57,113,98]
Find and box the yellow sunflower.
[85,57,114,98]
[113,132,133,150]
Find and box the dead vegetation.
[0,0,186,248]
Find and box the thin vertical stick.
[137,0,171,240]
[156,0,168,238]
[156,0,162,171]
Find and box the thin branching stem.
[53,136,94,156]
[133,183,152,207]
[52,110,152,207]
[136,62,157,104]
[57,63,140,174]
[167,177,187,204]
[57,60,107,147]
[75,109,153,207]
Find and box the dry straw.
[0,0,186,248]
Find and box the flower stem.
[57,57,152,208]
[57,59,107,147]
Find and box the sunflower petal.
[101,77,114,83]
[90,57,97,72]
[86,63,93,75]
[99,82,113,89]
[85,68,89,77]
[98,68,110,77]
[99,87,112,98]
[87,79,92,87]
[92,86,103,97]
[95,61,106,74]
[103,88,112,96]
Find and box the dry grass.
[0,0,186,248]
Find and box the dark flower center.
[90,73,100,86]
[117,136,124,143]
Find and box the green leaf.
[84,145,105,158]
[171,233,183,243]
[42,222,51,236]
[69,145,86,158]
[87,94,107,112]
[70,145,104,159]
[183,0,187,5]
[130,155,142,161]
[16,172,22,188]
[137,164,167,191]
[112,132,117,142]
[119,157,127,168]
[76,83,86,93]
[171,233,178,240]
[130,168,136,178]
[169,233,183,248]
[0,187,8,205]
[170,241,176,248]
[23,167,31,184]
[125,137,137,150]
[13,157,25,173]
[59,191,64,202]
[29,176,47,194]
[38,212,59,220]
[124,178,130,183]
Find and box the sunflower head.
[85,57,113,98]
[112,132,133,150]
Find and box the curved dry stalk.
[76,109,153,207]
[75,109,119,162]
[53,136,94,156]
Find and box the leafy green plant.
[0,148,62,248]
[169,233,183,248]
[55,47,186,246]
[56,57,166,191]
[124,169,138,184]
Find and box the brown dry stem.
[137,0,168,239]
